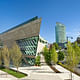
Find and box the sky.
[0,0,80,43]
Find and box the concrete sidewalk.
[11,64,80,80]
[1,65,80,80]
[11,66,62,80]
[53,65,80,80]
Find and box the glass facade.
[55,22,66,48]
[16,36,39,65]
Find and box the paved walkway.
[11,65,80,80]
[0,65,62,80]
[12,66,62,80]
[53,65,80,80]
[0,65,80,80]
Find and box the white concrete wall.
[36,41,46,56]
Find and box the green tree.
[10,43,22,72]
[66,42,79,80]
[58,51,64,61]
[2,45,10,77]
[35,55,41,66]
[73,42,80,62]
[0,40,3,67]
[0,49,2,77]
[51,46,58,65]
[53,42,59,50]
[43,46,51,65]
[2,45,10,69]
[0,49,2,66]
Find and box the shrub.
[35,56,41,66]
[51,46,58,65]
[58,51,64,61]
[53,43,59,50]
[43,46,51,65]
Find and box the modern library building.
[0,16,48,65]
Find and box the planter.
[50,65,61,73]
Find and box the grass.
[0,68,27,78]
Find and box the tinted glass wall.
[16,36,39,65]
[55,22,66,48]
[55,23,66,43]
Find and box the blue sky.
[0,0,80,43]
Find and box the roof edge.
[1,16,39,34]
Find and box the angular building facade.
[55,22,66,48]
[0,16,48,65]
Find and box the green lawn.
[0,68,27,78]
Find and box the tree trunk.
[71,71,72,80]
[17,67,18,72]
[6,68,7,78]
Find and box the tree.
[53,42,59,50]
[2,45,10,68]
[58,51,64,61]
[35,55,41,66]
[0,49,2,77]
[10,43,22,72]
[0,40,4,67]
[51,46,58,65]
[2,45,10,77]
[0,49,2,66]
[73,42,80,62]
[66,42,79,80]
[43,46,51,65]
